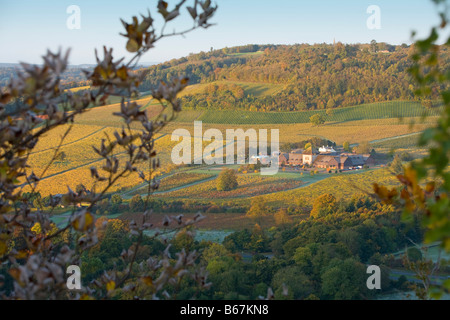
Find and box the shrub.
[216,169,238,191]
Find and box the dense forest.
[139,43,449,111]
[2,192,424,299]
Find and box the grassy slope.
[179,80,284,98]
[196,101,442,124]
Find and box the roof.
[338,155,366,166]
[319,146,336,153]
[349,155,366,166]
[289,152,303,158]
[314,155,339,165]
[302,148,316,155]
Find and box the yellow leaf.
[126,39,139,53]
[72,212,94,231]
[180,77,189,85]
[106,280,115,292]
[9,268,24,287]
[141,276,153,286]
[15,250,28,259]
[0,241,7,256]
[116,66,128,80]
[425,182,435,193]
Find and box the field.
[149,167,400,208]
[25,93,438,214]
[158,117,434,146]
[155,171,305,200]
[255,168,400,207]
[146,172,214,193]
[23,129,179,196]
[179,80,284,99]
[196,101,442,124]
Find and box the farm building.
[363,154,377,166]
[302,148,318,165]
[337,156,354,170]
[288,152,303,166]
[318,146,336,154]
[278,153,289,166]
[279,147,376,169]
[314,155,339,169]
[337,154,366,169]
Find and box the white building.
[319,145,336,153]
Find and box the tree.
[309,114,325,126]
[390,155,404,174]
[246,199,270,226]
[216,168,238,191]
[274,208,292,226]
[407,247,423,262]
[129,194,144,212]
[272,266,313,299]
[343,141,350,152]
[370,39,378,53]
[397,2,450,298]
[0,0,217,300]
[355,141,371,154]
[310,193,337,219]
[249,223,268,253]
[110,194,123,213]
[111,194,123,206]
[321,258,367,300]
[293,246,313,272]
[326,99,336,110]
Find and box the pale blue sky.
[0,0,443,65]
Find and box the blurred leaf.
[126,39,139,53]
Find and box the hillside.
[139,43,449,112]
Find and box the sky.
[0,0,444,65]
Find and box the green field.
[195,101,442,124]
[179,80,284,99]
[371,132,424,149]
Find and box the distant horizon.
[0,41,411,67]
[0,0,441,65]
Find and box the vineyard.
[195,101,442,124]
[159,117,433,146]
[253,168,400,207]
[153,172,214,192]
[155,172,304,200]
[23,128,179,196]
[370,132,423,149]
